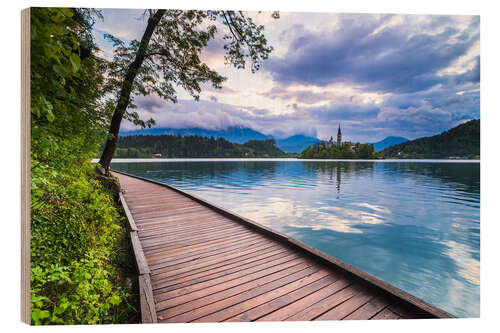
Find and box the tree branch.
[222,11,240,41]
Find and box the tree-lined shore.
[299,142,378,159]
[113,135,289,158]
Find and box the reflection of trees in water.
[301,161,479,195]
[381,163,479,194]
[113,160,479,196]
[113,161,280,186]
[303,162,376,196]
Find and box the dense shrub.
[29,8,136,325]
[30,160,133,325]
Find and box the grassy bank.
[29,8,139,324]
[31,160,139,324]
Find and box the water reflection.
[112,160,480,317]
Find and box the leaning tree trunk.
[99,9,165,173]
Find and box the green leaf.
[108,295,121,306]
[69,53,81,72]
[32,308,50,325]
[46,109,55,122]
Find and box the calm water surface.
[111,159,480,317]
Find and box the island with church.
[298,124,379,159]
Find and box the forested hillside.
[381,119,480,159]
[114,135,288,158]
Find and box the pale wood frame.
[21,7,31,325]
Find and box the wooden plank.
[159,266,321,322]
[153,248,293,293]
[147,238,273,270]
[154,247,291,294]
[139,274,158,323]
[155,260,313,313]
[143,230,260,255]
[138,218,235,235]
[256,277,351,321]
[139,275,153,323]
[139,221,243,240]
[216,271,338,322]
[284,284,361,321]
[145,233,262,264]
[150,241,283,277]
[119,192,137,231]
[314,289,374,320]
[141,229,256,253]
[343,295,389,320]
[134,206,209,221]
[135,211,225,228]
[371,307,401,320]
[153,253,303,299]
[141,227,253,250]
[130,231,150,275]
[131,203,201,214]
[137,215,230,232]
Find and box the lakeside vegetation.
[380,119,480,159]
[297,120,479,160]
[30,8,137,324]
[29,7,275,325]
[114,135,290,158]
[299,142,379,159]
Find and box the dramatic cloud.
[95,10,480,142]
[265,14,479,94]
[309,103,381,122]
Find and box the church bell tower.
[337,124,342,147]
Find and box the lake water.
[111,159,480,318]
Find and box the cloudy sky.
[93,9,479,142]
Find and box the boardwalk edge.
[118,191,157,323]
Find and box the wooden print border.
[21,7,31,325]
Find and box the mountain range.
[119,126,408,153]
[120,126,321,153]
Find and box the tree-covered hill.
[299,141,378,159]
[114,135,288,158]
[380,119,480,159]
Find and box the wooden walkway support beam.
[113,170,453,323]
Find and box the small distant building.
[151,153,162,158]
[327,136,334,149]
[265,138,277,147]
[337,124,342,147]
[345,141,355,151]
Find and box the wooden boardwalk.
[113,171,453,323]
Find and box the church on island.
[327,124,355,151]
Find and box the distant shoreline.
[92,158,480,163]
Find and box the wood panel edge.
[21,7,31,325]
